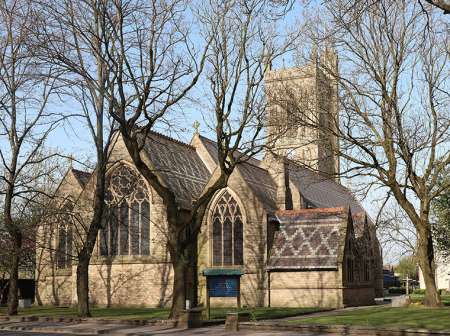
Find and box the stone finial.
[193,120,200,135]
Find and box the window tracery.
[211,190,243,266]
[100,164,150,256]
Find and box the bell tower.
[264,47,339,178]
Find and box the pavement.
[0,319,334,335]
[0,305,390,336]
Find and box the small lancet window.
[56,202,73,270]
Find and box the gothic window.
[56,203,73,269]
[56,223,72,269]
[211,190,243,266]
[100,164,151,257]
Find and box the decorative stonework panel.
[268,209,346,269]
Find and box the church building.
[36,52,383,309]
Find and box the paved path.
[0,321,335,336]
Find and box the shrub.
[389,287,406,294]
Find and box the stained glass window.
[100,164,151,256]
[211,190,243,266]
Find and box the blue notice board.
[207,276,240,297]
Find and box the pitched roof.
[287,161,364,214]
[142,131,210,209]
[268,207,349,270]
[197,135,277,211]
[129,132,366,218]
[71,168,91,187]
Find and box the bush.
[389,287,406,294]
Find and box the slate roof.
[267,207,349,270]
[67,130,365,224]
[142,132,210,209]
[287,161,365,214]
[196,135,365,215]
[198,136,277,211]
[71,168,91,187]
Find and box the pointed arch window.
[100,164,151,256]
[212,191,243,266]
[56,201,73,269]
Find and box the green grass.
[289,307,450,331]
[410,294,450,306]
[209,307,323,320]
[0,306,322,321]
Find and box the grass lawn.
[209,307,323,320]
[289,307,450,331]
[0,306,322,321]
[410,294,450,306]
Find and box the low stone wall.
[240,322,450,336]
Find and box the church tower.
[264,48,340,178]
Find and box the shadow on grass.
[288,307,450,331]
[0,306,323,321]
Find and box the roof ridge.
[198,134,265,170]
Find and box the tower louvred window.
[211,190,243,266]
[100,164,151,256]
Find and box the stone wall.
[82,261,173,307]
[268,271,343,308]
[197,168,269,308]
[37,273,73,306]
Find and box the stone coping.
[240,322,450,336]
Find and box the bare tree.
[34,0,119,316]
[314,1,450,15]
[86,0,294,317]
[291,0,449,306]
[422,0,450,14]
[376,197,418,262]
[431,173,450,260]
[0,0,63,315]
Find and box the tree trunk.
[169,258,186,319]
[35,286,43,306]
[186,239,198,308]
[417,224,441,307]
[76,256,91,317]
[7,246,20,316]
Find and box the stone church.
[36,52,383,309]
